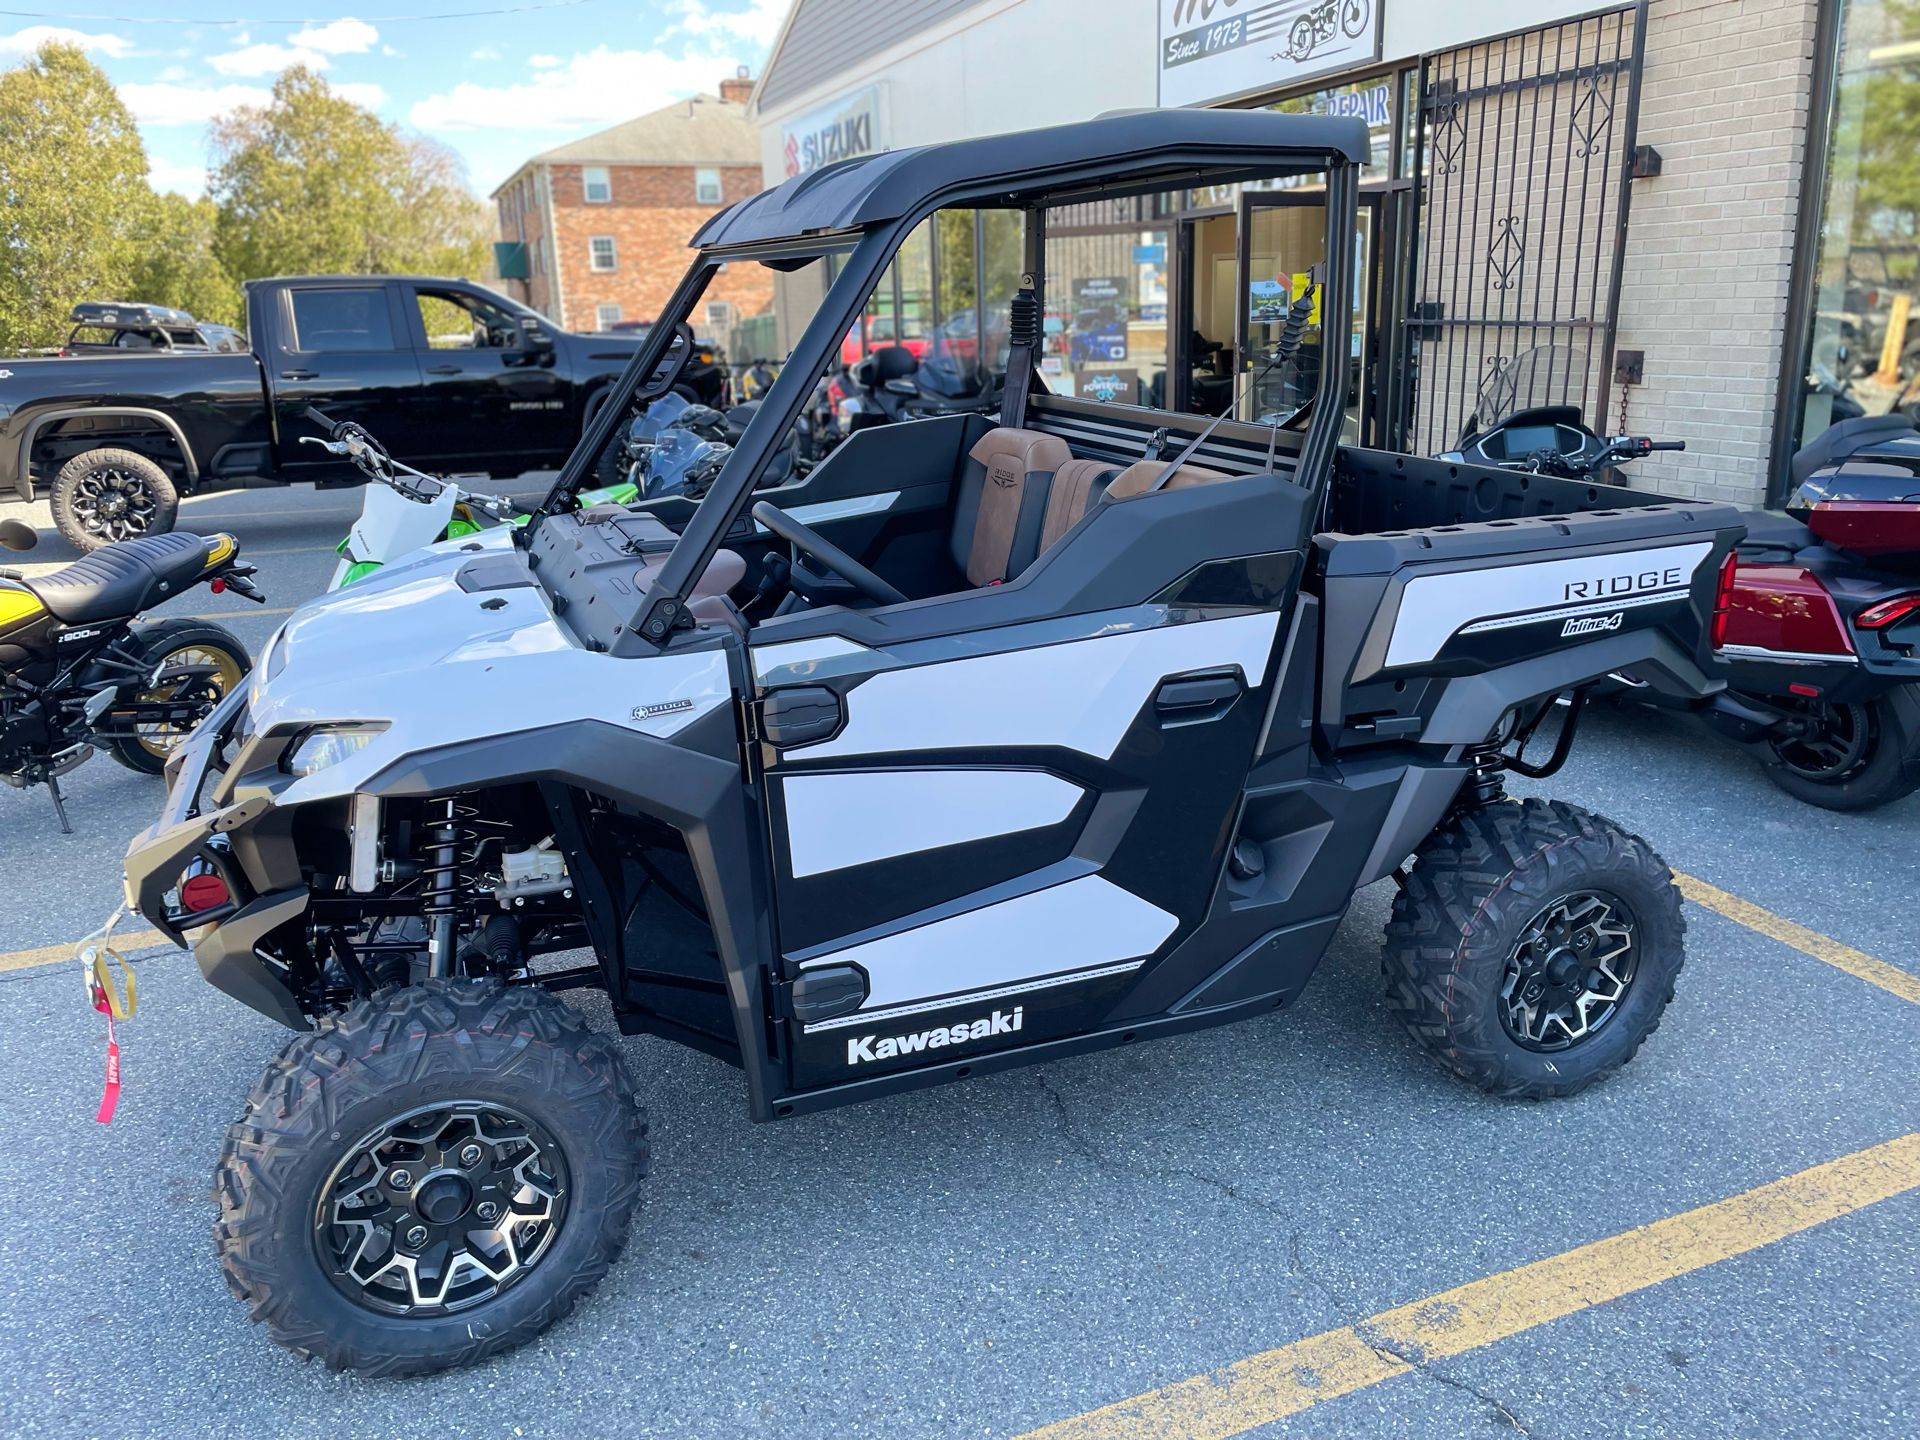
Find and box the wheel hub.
[315,1102,568,1316]
[1500,891,1638,1052]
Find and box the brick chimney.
[719,66,754,105]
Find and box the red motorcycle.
[1449,360,1920,810]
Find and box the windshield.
[1469,346,1592,429]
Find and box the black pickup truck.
[0,275,720,550]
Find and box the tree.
[210,69,490,284]
[128,193,241,326]
[0,43,150,352]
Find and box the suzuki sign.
[781,86,884,177]
[1159,0,1383,108]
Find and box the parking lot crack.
[1352,1324,1542,1437]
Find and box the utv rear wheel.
[1761,687,1920,812]
[1381,798,1685,1099]
[50,447,178,551]
[213,979,647,1376]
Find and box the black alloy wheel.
[1498,890,1638,1052]
[1768,696,1874,783]
[316,1101,569,1316]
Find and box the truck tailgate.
[1314,501,1746,745]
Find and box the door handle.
[1154,671,1241,715]
[280,369,317,380]
[425,364,461,375]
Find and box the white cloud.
[411,45,749,132]
[333,81,387,110]
[147,155,208,198]
[470,45,503,62]
[528,54,562,69]
[0,25,134,59]
[208,42,330,77]
[206,17,377,75]
[289,18,378,56]
[121,81,270,126]
[665,0,789,49]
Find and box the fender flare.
[15,405,201,501]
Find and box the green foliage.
[0,43,151,352]
[210,68,490,284]
[128,193,242,327]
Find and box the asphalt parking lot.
[0,482,1914,1440]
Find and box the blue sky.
[0,0,786,199]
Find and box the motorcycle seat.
[22,531,222,625]
[1734,509,1813,561]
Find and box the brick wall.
[495,173,554,318]
[1611,0,1820,505]
[543,162,769,334]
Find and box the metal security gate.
[1400,6,1647,455]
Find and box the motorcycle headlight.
[284,724,385,778]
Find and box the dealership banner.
[782,86,884,177]
[1159,0,1383,107]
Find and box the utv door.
[749,597,1292,1092]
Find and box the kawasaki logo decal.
[846,1007,1023,1065]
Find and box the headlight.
[284,725,384,777]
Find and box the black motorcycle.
[0,518,261,830]
[835,344,1002,432]
[1445,348,1920,810]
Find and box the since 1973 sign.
[1159,0,1383,108]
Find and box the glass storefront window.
[1044,195,1171,409]
[1793,0,1920,456]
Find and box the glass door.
[1236,192,1377,442]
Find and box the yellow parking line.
[1674,871,1920,1006]
[0,928,176,975]
[168,605,300,621]
[1018,1132,1920,1440]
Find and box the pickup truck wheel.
[1381,798,1684,1099]
[50,447,178,552]
[1761,687,1920,811]
[212,978,648,1376]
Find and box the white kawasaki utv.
[124,109,1744,1375]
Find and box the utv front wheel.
[1381,798,1684,1099]
[213,979,648,1375]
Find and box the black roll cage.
[528,124,1364,653]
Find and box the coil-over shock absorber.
[419,797,474,979]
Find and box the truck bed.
[1312,446,1746,748]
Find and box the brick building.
[492,73,771,337]
[750,0,1911,509]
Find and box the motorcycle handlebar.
[1646,440,1687,452]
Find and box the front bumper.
[122,686,314,1029]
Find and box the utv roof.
[693,109,1370,250]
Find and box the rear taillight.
[1856,593,1920,630]
[1710,549,1740,648]
[180,871,231,913]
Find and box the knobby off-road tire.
[213,979,648,1376]
[50,447,178,551]
[106,619,249,774]
[1381,798,1685,1099]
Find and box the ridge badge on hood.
[846,1007,1023,1065]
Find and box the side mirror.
[517,318,554,351]
[0,518,38,552]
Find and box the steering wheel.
[752,501,906,606]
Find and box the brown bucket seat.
[950,427,1072,586]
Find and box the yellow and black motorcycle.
[0,518,260,831]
